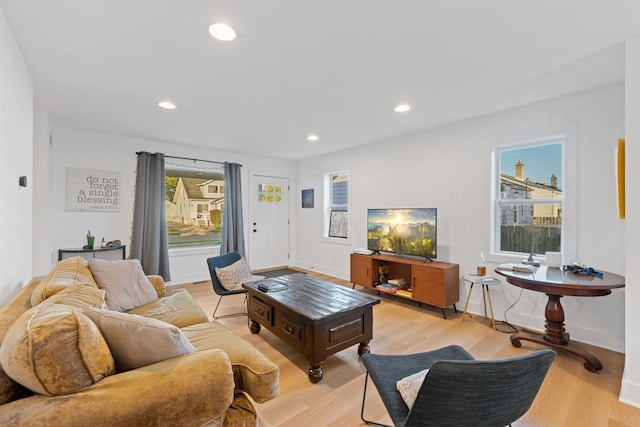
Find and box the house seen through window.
[165,166,224,248]
[493,139,563,256]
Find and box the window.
[493,138,563,257]
[326,172,349,238]
[165,167,224,248]
[207,184,223,194]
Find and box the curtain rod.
[136,152,242,167]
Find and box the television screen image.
[367,208,437,259]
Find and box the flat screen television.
[367,208,437,259]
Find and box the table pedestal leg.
[510,294,603,372]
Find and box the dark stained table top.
[243,274,380,322]
[495,265,625,297]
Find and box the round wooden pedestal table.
[495,265,624,372]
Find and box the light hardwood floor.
[170,269,640,427]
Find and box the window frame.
[490,129,576,264]
[323,170,351,243]
[164,165,225,250]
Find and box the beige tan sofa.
[0,257,279,426]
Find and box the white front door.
[248,175,289,270]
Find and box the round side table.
[461,274,501,330]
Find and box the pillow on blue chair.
[215,258,264,291]
[396,368,430,408]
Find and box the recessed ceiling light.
[307,134,319,142]
[158,101,176,110]
[209,23,236,41]
[394,104,411,113]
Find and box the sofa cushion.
[223,392,257,427]
[0,304,115,396]
[39,283,107,310]
[88,259,158,311]
[83,307,196,372]
[127,288,208,328]
[182,322,279,403]
[215,258,265,291]
[30,256,99,306]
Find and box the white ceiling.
[2,1,639,160]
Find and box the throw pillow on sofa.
[83,307,197,371]
[88,259,158,311]
[0,304,116,396]
[215,258,265,291]
[30,256,100,307]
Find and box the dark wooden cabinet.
[350,253,459,318]
[58,245,126,261]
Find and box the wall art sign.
[65,168,120,212]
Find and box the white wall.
[0,6,33,307]
[621,34,640,408]
[32,110,53,275]
[295,84,627,353]
[41,127,296,285]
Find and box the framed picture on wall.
[302,189,314,208]
[329,210,348,238]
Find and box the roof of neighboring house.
[500,174,562,193]
[179,178,209,200]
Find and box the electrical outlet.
[576,299,586,312]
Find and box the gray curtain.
[220,162,245,256]
[130,152,171,280]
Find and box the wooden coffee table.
[243,274,380,383]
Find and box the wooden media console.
[350,253,459,318]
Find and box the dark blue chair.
[360,345,555,427]
[206,251,246,319]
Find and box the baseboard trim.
[620,378,640,409]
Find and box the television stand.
[350,253,459,319]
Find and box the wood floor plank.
[170,269,640,427]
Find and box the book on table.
[495,263,538,273]
[375,280,408,294]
